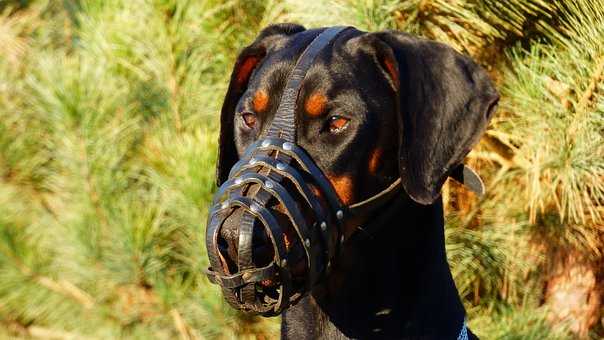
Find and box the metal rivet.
[320,222,327,231]
[336,210,344,220]
[221,201,229,209]
[376,308,392,316]
[249,158,257,165]
[251,203,260,213]
[276,162,286,171]
[234,178,242,185]
[340,235,344,244]
[305,239,310,247]
[281,259,287,267]
[265,180,274,189]
[283,142,294,151]
[261,140,270,147]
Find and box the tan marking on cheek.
[326,174,355,205]
[236,56,260,86]
[252,89,269,112]
[368,148,383,174]
[304,92,327,117]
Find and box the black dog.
[213,24,498,339]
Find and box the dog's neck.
[281,196,469,339]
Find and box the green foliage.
[476,10,604,320]
[469,304,574,339]
[0,0,281,338]
[1,0,602,339]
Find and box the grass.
[0,0,602,339]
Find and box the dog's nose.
[217,207,274,273]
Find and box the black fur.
[215,24,498,339]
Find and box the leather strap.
[349,178,402,217]
[205,263,277,288]
[268,27,350,141]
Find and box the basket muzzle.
[205,27,351,316]
[205,136,347,315]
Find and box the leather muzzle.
[205,27,350,315]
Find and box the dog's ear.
[368,31,499,204]
[217,23,306,185]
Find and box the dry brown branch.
[6,321,87,340]
[544,75,572,109]
[34,276,95,309]
[170,308,201,340]
[577,56,604,111]
[28,326,84,340]
[568,55,604,138]
[8,259,94,309]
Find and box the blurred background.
[0,0,602,339]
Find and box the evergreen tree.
[0,0,602,338]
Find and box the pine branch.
[497,0,604,226]
[1,247,95,309]
[170,308,202,340]
[567,54,604,143]
[577,55,604,111]
[5,320,86,340]
[28,325,85,340]
[33,277,94,310]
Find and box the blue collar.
[457,320,468,340]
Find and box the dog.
[209,24,499,339]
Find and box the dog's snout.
[217,208,274,273]
[217,209,240,271]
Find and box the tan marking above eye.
[304,92,327,117]
[326,174,354,205]
[236,56,261,87]
[252,89,269,112]
[368,148,383,174]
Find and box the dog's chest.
[281,296,350,340]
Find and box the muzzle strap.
[268,27,350,141]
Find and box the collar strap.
[458,320,468,340]
[349,178,402,217]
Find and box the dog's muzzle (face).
[205,26,408,316]
[205,26,352,316]
[205,137,345,315]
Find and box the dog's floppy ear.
[217,23,306,185]
[369,31,499,204]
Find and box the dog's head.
[208,24,498,314]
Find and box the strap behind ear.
[216,24,306,185]
[372,31,499,205]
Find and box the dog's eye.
[328,115,350,133]
[241,112,257,128]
